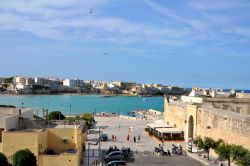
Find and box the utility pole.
[70,104,72,115]
[87,143,90,166]
[98,127,101,163]
[46,109,49,128]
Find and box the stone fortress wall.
[202,98,250,115]
[164,96,250,150]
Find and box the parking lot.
[82,117,204,166]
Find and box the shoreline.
[0,93,164,97]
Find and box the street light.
[42,108,49,128]
[69,104,72,115]
[87,126,103,166]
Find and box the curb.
[187,152,210,166]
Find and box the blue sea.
[0,95,164,115]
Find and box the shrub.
[13,149,36,166]
[82,113,94,128]
[0,152,9,166]
[48,111,65,120]
[144,128,150,132]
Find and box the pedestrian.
[112,135,114,140]
[127,134,130,141]
[138,135,140,142]
[114,136,117,141]
[134,136,136,143]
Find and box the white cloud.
[0,0,250,56]
[0,0,192,47]
[144,0,209,32]
[188,0,250,11]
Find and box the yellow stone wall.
[47,128,77,154]
[163,97,250,150]
[164,101,187,131]
[196,108,250,150]
[1,127,86,166]
[38,130,48,153]
[39,153,80,166]
[1,131,41,158]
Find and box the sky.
[0,0,250,89]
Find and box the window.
[236,107,241,113]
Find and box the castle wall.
[196,108,250,150]
[203,98,250,115]
[164,96,250,150]
[164,101,186,131]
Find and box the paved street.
[128,155,204,166]
[82,116,204,166]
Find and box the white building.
[0,107,33,131]
[14,76,34,85]
[63,79,83,87]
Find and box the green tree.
[214,138,224,148]
[203,137,216,160]
[0,152,9,166]
[230,144,250,166]
[13,149,36,166]
[193,136,204,149]
[82,113,95,128]
[2,83,9,89]
[240,152,250,166]
[48,111,65,120]
[4,77,13,84]
[215,143,232,166]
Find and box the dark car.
[101,133,108,141]
[106,160,127,166]
[104,151,125,162]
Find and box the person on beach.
[134,136,136,143]
[138,135,140,142]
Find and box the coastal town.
[1,0,250,166]
[0,87,250,166]
[0,76,187,96]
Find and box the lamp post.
[42,108,49,128]
[87,143,90,166]
[69,104,72,115]
[87,129,101,166]
[98,127,101,163]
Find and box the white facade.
[15,84,32,93]
[211,91,231,98]
[189,90,204,97]
[181,96,203,103]
[14,77,34,85]
[0,107,33,131]
[63,79,83,87]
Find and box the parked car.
[101,133,108,141]
[106,160,127,166]
[104,151,125,162]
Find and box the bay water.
[0,95,164,115]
